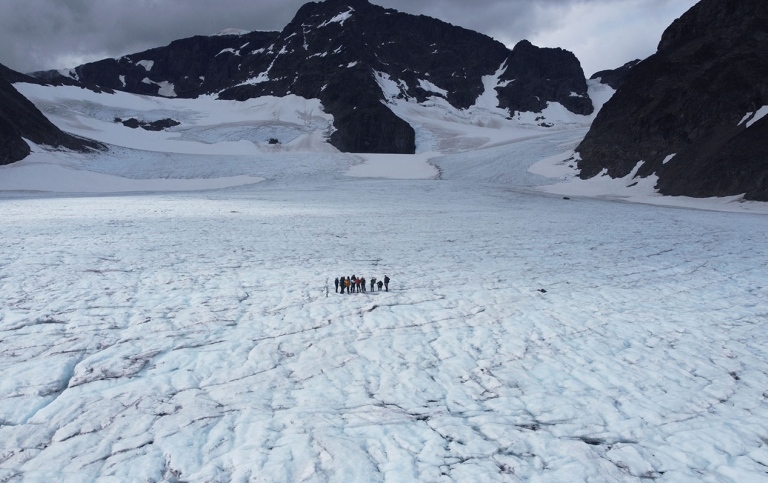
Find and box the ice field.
[1,82,768,481]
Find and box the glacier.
[1,82,767,481]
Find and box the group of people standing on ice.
[335,275,390,294]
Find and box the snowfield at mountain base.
[1,81,768,481]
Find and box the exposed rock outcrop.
[116,117,181,131]
[0,64,103,165]
[589,60,641,90]
[577,0,768,200]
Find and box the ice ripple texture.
[1,182,768,482]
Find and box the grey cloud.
[0,0,305,72]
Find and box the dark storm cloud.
[0,0,304,73]
[0,0,697,76]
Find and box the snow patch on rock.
[136,60,154,72]
[320,8,354,28]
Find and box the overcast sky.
[1,0,698,77]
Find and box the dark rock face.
[0,64,103,166]
[497,40,592,116]
[33,0,591,154]
[589,60,640,90]
[577,0,768,200]
[50,31,280,98]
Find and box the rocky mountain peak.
[28,0,593,155]
[658,0,767,53]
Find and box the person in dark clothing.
[334,277,339,293]
[377,280,383,291]
[360,277,366,293]
[370,277,376,292]
[384,275,390,291]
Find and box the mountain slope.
[33,0,592,155]
[576,0,768,200]
[31,31,281,98]
[0,64,102,165]
[589,59,640,90]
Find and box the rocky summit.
[576,0,768,201]
[32,0,591,154]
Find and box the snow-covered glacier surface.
[2,179,768,482]
[1,81,768,481]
